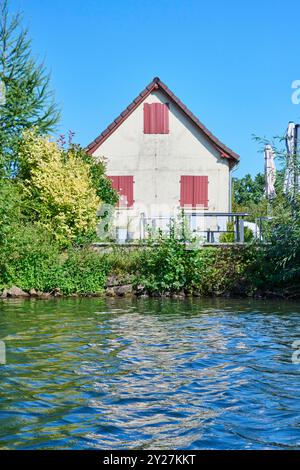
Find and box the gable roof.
[86,77,240,162]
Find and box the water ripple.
[0,297,300,449]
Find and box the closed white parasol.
[264,144,276,200]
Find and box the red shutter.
[180,176,194,207]
[180,176,208,208]
[194,176,208,208]
[119,176,134,207]
[144,104,151,134]
[144,103,169,134]
[154,103,162,133]
[161,103,169,133]
[108,175,134,207]
[108,175,119,192]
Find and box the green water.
[0,297,300,449]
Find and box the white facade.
[88,79,239,240]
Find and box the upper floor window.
[144,103,169,134]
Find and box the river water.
[0,297,300,449]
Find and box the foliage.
[233,173,265,206]
[263,210,300,288]
[219,221,254,243]
[0,178,22,239]
[134,228,187,293]
[187,246,257,296]
[105,248,143,276]
[0,132,117,294]
[130,225,256,296]
[56,247,109,294]
[0,223,108,294]
[0,0,60,173]
[232,169,285,221]
[0,223,61,291]
[18,130,101,245]
[67,144,118,206]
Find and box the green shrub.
[219,221,254,243]
[0,179,23,240]
[105,248,143,276]
[0,223,62,291]
[134,232,187,293]
[58,248,109,294]
[189,246,257,295]
[131,229,257,296]
[0,223,109,294]
[262,214,300,288]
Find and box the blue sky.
[10,0,300,176]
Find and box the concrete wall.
[92,90,231,238]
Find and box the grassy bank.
[1,227,299,299]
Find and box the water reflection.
[0,297,300,449]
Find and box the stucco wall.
[92,90,231,238]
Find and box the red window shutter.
[144,103,169,134]
[161,103,169,133]
[144,103,151,134]
[108,175,119,191]
[180,176,194,207]
[194,176,208,208]
[180,176,208,208]
[119,176,134,207]
[108,175,134,207]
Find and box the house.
[86,77,240,241]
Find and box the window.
[108,176,134,207]
[180,176,208,208]
[144,103,169,134]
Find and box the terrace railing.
[140,212,249,244]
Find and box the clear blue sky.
[10,0,300,177]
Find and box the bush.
[134,232,187,293]
[263,214,300,288]
[0,179,22,240]
[219,221,254,243]
[57,248,109,294]
[105,248,143,276]
[0,223,109,294]
[0,223,62,291]
[131,228,256,295]
[18,131,101,246]
[188,246,257,295]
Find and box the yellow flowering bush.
[19,130,101,245]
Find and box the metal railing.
[140,212,249,243]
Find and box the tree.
[0,177,22,239]
[0,0,60,173]
[19,131,101,246]
[63,140,119,206]
[232,170,286,220]
[233,173,265,206]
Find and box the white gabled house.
[86,77,240,240]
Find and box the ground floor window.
[180,175,208,208]
[108,175,134,207]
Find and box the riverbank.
[1,277,299,300]
[1,235,299,301]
